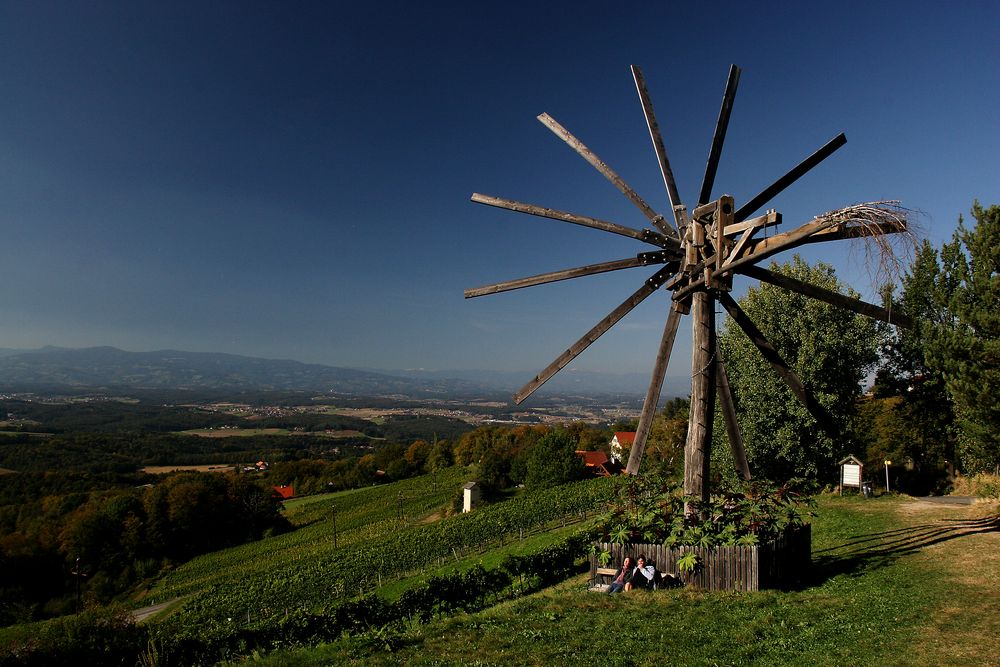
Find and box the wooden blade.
[631,64,683,233]
[738,265,913,328]
[626,305,684,475]
[698,64,741,205]
[718,292,836,432]
[470,193,678,251]
[803,221,906,242]
[465,256,655,299]
[513,265,675,404]
[734,133,847,223]
[715,349,751,481]
[537,112,672,236]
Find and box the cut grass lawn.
[248,494,1000,666]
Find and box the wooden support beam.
[537,113,672,236]
[718,215,841,276]
[626,304,684,475]
[718,292,837,433]
[723,210,781,237]
[716,348,751,481]
[727,223,761,268]
[470,193,679,251]
[513,264,675,404]
[465,256,655,299]
[631,64,684,236]
[734,133,847,223]
[715,195,735,277]
[738,265,913,328]
[685,291,716,505]
[692,200,718,222]
[672,215,838,303]
[699,65,741,205]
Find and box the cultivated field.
[176,427,367,438]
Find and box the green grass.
[376,522,585,601]
[139,470,611,629]
[246,495,1000,666]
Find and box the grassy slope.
[140,468,608,628]
[139,467,472,604]
[256,495,1000,667]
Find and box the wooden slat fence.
[590,524,810,592]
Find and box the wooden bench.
[589,567,618,592]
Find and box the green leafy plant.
[676,551,700,573]
[594,474,814,548]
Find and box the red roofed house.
[610,432,636,465]
[272,485,294,500]
[575,450,620,477]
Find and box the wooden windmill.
[465,65,909,502]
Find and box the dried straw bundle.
[813,200,917,289]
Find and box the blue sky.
[1,1,997,385]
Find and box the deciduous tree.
[717,257,883,482]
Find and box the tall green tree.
[873,240,956,476]
[924,203,1000,473]
[522,429,585,490]
[717,256,884,482]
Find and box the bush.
[951,473,1000,498]
[594,474,813,548]
[0,606,147,666]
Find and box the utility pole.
[71,557,84,613]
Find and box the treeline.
[0,432,375,478]
[872,202,1000,479]
[261,421,618,497]
[0,472,289,625]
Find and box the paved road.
[915,495,978,505]
[132,597,184,623]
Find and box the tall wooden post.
[685,288,716,505]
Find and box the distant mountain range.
[0,346,689,400]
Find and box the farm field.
[247,495,1000,666]
[141,464,237,474]
[176,427,368,438]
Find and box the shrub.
[594,474,813,549]
[951,473,1000,498]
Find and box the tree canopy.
[717,256,884,482]
[922,203,1000,473]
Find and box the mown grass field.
[246,494,1000,666]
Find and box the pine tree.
[873,240,956,473]
[925,203,1000,473]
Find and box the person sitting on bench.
[627,554,657,591]
[606,555,633,594]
